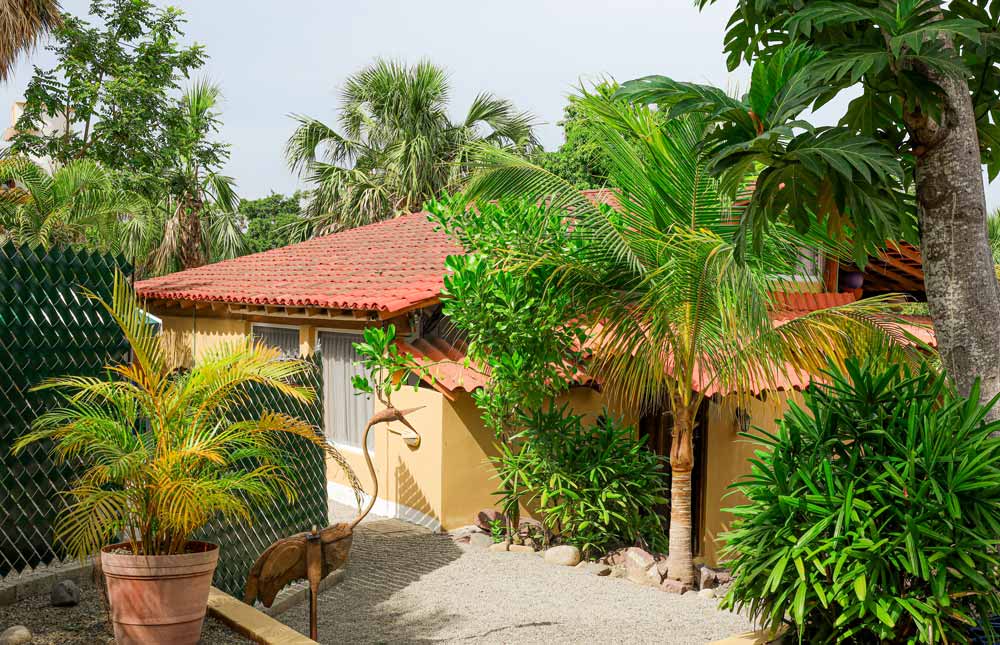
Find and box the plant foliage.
[495,405,668,557]
[285,59,538,236]
[722,359,1000,644]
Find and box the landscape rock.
[450,525,485,540]
[50,579,80,607]
[698,565,717,590]
[0,625,32,645]
[609,565,628,579]
[467,533,494,549]
[698,588,716,599]
[575,561,612,576]
[475,509,505,532]
[600,547,629,566]
[659,578,693,594]
[508,544,535,554]
[488,540,510,552]
[543,545,581,566]
[714,568,733,585]
[517,518,544,536]
[623,547,655,572]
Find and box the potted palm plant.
[13,273,336,644]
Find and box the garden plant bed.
[0,582,250,644]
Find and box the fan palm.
[150,80,243,273]
[13,272,357,557]
[459,90,919,585]
[285,59,538,236]
[0,0,60,82]
[0,155,144,252]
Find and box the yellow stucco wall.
[326,386,446,525]
[159,314,248,368]
[700,392,800,565]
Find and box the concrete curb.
[0,559,94,607]
[208,586,318,645]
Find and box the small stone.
[468,533,494,549]
[575,561,612,576]
[0,625,32,645]
[543,545,581,566]
[714,568,733,585]
[488,540,510,552]
[698,588,716,599]
[50,579,80,607]
[450,525,485,540]
[697,565,718,590]
[475,509,505,532]
[508,544,535,554]
[659,578,693,594]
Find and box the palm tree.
[150,80,243,273]
[0,155,143,252]
[459,90,917,585]
[285,59,538,235]
[0,0,60,82]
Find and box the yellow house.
[135,203,935,566]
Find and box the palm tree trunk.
[905,64,1000,418]
[177,195,206,270]
[665,403,696,585]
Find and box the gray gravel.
[282,513,753,644]
[0,582,249,644]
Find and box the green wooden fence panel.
[0,243,130,578]
[0,244,329,598]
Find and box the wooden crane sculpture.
[243,405,421,640]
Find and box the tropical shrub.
[12,273,345,557]
[721,359,1000,644]
[496,405,668,556]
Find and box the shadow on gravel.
[280,520,465,644]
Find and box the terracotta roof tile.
[396,336,489,396]
[135,212,462,313]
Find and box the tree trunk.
[177,196,206,270]
[665,405,695,585]
[905,67,1000,412]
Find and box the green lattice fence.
[0,243,329,597]
[197,356,329,597]
[0,243,130,578]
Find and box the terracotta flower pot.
[100,541,219,645]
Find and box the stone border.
[208,586,318,645]
[0,559,94,607]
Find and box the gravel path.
[0,583,248,644]
[282,509,752,644]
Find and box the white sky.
[3,0,999,208]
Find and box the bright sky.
[3,0,1000,208]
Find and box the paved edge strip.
[208,586,318,645]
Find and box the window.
[251,324,300,359]
[318,331,374,452]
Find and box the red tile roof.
[135,212,462,314]
[395,336,489,397]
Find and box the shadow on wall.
[159,326,193,369]
[394,459,436,524]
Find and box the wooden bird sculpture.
[243,406,421,640]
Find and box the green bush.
[495,405,668,557]
[721,359,1000,644]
